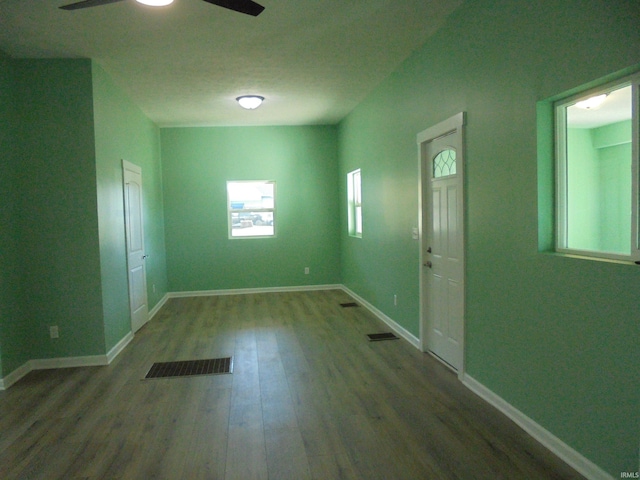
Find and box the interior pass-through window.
[555,74,639,261]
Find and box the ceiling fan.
[59,0,265,16]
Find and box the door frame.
[417,112,466,376]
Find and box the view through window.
[227,181,275,238]
[347,169,362,237]
[555,74,638,260]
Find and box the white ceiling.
[0,0,462,127]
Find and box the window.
[433,148,456,178]
[347,169,362,237]
[227,181,275,238]
[555,73,639,261]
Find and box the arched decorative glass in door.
[432,149,456,178]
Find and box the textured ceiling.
[0,0,461,127]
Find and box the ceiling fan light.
[237,95,264,110]
[136,0,174,6]
[575,93,608,110]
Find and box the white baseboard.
[461,374,613,480]
[0,355,109,390]
[149,293,169,320]
[106,331,134,363]
[340,285,421,349]
[29,354,109,370]
[0,330,135,391]
[168,284,343,298]
[0,361,32,390]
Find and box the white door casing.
[122,160,149,333]
[418,113,466,373]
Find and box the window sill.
[540,250,639,266]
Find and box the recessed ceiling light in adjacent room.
[236,95,264,110]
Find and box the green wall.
[594,121,632,253]
[92,62,167,350]
[12,59,106,360]
[0,56,167,377]
[567,128,600,251]
[161,126,340,291]
[0,50,21,376]
[338,0,639,475]
[567,120,632,254]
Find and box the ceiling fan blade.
[202,0,265,16]
[60,0,126,10]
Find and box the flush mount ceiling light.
[236,95,264,110]
[60,0,264,14]
[575,93,608,110]
[136,0,173,5]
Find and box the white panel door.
[123,160,149,333]
[419,113,465,372]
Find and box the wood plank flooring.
[0,290,585,479]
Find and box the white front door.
[418,113,465,372]
[123,160,149,333]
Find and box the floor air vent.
[145,357,233,379]
[340,302,359,308]
[367,332,399,342]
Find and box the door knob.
[424,261,433,268]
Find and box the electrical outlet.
[49,326,59,339]
[304,267,310,275]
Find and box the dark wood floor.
[0,289,584,479]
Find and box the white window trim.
[227,180,276,239]
[554,72,640,262]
